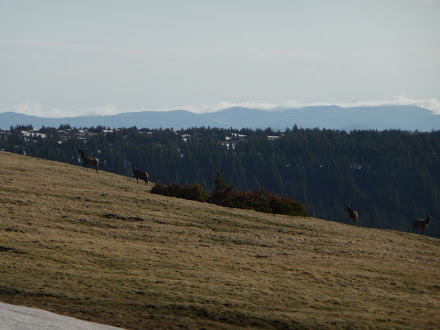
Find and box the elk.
[78,150,99,173]
[347,204,358,224]
[413,213,431,235]
[133,165,149,185]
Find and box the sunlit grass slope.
[0,151,439,329]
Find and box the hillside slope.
[0,151,439,329]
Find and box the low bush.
[151,181,208,202]
[151,173,308,217]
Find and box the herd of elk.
[78,150,150,185]
[347,204,432,235]
[77,150,434,235]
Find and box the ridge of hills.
[0,151,439,329]
[1,105,439,131]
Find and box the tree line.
[1,125,439,237]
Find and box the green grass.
[1,151,440,329]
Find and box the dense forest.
[2,125,439,237]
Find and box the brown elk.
[413,213,431,235]
[347,204,358,224]
[133,165,149,185]
[78,150,99,173]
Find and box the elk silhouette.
[413,213,431,235]
[347,204,358,224]
[78,150,99,173]
[132,165,149,185]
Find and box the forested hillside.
[2,125,439,237]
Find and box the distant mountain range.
[1,105,439,131]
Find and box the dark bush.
[182,183,205,201]
[151,181,167,195]
[151,172,308,217]
[151,181,206,202]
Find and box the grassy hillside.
[0,151,439,329]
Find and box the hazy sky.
[1,0,439,117]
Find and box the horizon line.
[1,96,440,118]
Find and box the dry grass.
[0,151,439,329]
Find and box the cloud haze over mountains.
[5,96,440,118]
[1,105,439,132]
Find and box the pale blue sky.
[1,0,439,117]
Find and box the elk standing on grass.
[347,204,358,224]
[413,213,431,235]
[133,165,149,185]
[78,150,99,173]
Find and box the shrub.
[182,183,205,202]
[151,172,308,217]
[151,181,170,196]
[151,181,206,202]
